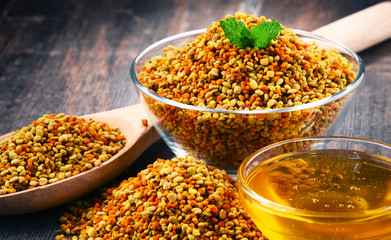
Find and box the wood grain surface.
[0,0,390,239]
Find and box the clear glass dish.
[130,29,365,174]
[237,136,391,239]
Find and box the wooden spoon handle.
[312,2,391,52]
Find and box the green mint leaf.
[250,19,284,48]
[220,17,283,48]
[240,25,256,46]
[220,17,249,48]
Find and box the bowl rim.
[237,136,391,219]
[130,28,365,114]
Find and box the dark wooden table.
[0,0,390,239]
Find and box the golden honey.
[239,149,391,239]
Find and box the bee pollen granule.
[56,154,265,240]
[0,113,126,195]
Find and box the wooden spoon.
[0,104,160,214]
[312,1,391,52]
[0,2,391,215]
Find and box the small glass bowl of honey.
[237,136,391,240]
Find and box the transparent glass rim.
[130,28,365,114]
[237,136,391,219]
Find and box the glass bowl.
[237,136,391,240]
[130,29,365,174]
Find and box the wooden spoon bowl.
[0,104,160,215]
